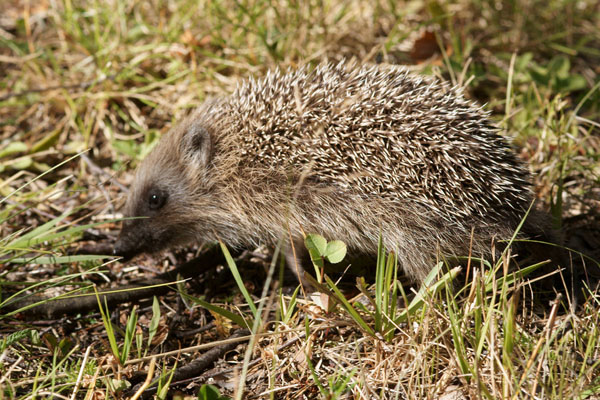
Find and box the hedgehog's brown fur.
[114,62,548,282]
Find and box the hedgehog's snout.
[113,237,136,261]
[113,220,143,261]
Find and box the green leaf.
[121,307,138,364]
[426,0,446,20]
[148,296,161,348]
[324,275,374,336]
[7,209,72,250]
[2,329,35,351]
[62,140,86,154]
[197,384,230,400]
[157,361,176,399]
[97,292,120,364]
[5,156,33,170]
[9,254,110,264]
[324,240,346,264]
[529,66,549,86]
[305,233,327,256]
[393,264,461,324]
[219,240,257,317]
[31,129,61,153]
[281,285,301,325]
[557,75,587,93]
[112,140,138,158]
[547,55,570,79]
[305,233,327,281]
[515,52,533,72]
[0,142,28,159]
[192,295,250,328]
[7,217,126,256]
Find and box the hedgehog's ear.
[184,125,213,168]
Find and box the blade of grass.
[219,239,257,317]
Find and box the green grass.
[1,0,599,398]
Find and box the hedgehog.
[113,62,552,283]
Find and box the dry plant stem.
[130,357,157,400]
[125,328,251,399]
[69,345,92,400]
[7,246,226,318]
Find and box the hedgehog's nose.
[113,238,135,261]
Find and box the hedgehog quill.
[114,63,553,282]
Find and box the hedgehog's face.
[113,181,181,259]
[114,117,215,259]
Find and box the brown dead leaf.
[150,316,169,347]
[180,30,199,47]
[209,309,234,336]
[410,30,440,62]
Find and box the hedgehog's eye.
[148,189,167,211]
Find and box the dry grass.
[1,0,599,398]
